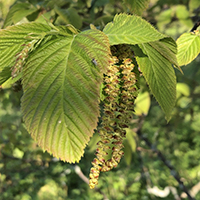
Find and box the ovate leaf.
[136,43,176,121]
[177,32,200,66]
[123,0,150,15]
[21,29,111,163]
[103,13,166,45]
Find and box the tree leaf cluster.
[0,0,200,199]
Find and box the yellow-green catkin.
[89,44,140,189]
[89,56,120,189]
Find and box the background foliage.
[0,0,200,199]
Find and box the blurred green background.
[0,0,200,199]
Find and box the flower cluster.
[89,49,139,189]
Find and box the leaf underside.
[149,38,178,67]
[136,43,176,121]
[21,29,111,163]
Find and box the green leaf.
[94,15,114,29]
[136,43,176,121]
[0,22,51,72]
[123,0,150,15]
[54,6,82,29]
[149,38,178,65]
[176,83,190,98]
[21,29,111,163]
[123,140,132,166]
[189,0,200,12]
[126,129,137,153]
[176,32,200,66]
[134,91,151,116]
[124,128,137,166]
[103,13,166,45]
[1,74,22,89]
[149,37,182,72]
[158,37,177,54]
[0,66,11,86]
[176,5,190,20]
[3,2,38,28]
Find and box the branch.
[181,182,200,199]
[190,18,200,32]
[135,117,195,200]
[74,165,89,184]
[147,186,180,199]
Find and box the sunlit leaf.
[21,29,111,163]
[176,83,190,98]
[103,13,166,45]
[134,91,151,116]
[177,32,200,66]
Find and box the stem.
[190,18,200,32]
[135,118,195,200]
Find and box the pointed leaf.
[177,32,200,66]
[21,29,111,163]
[123,0,150,15]
[136,43,176,121]
[103,13,166,45]
[1,74,22,89]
